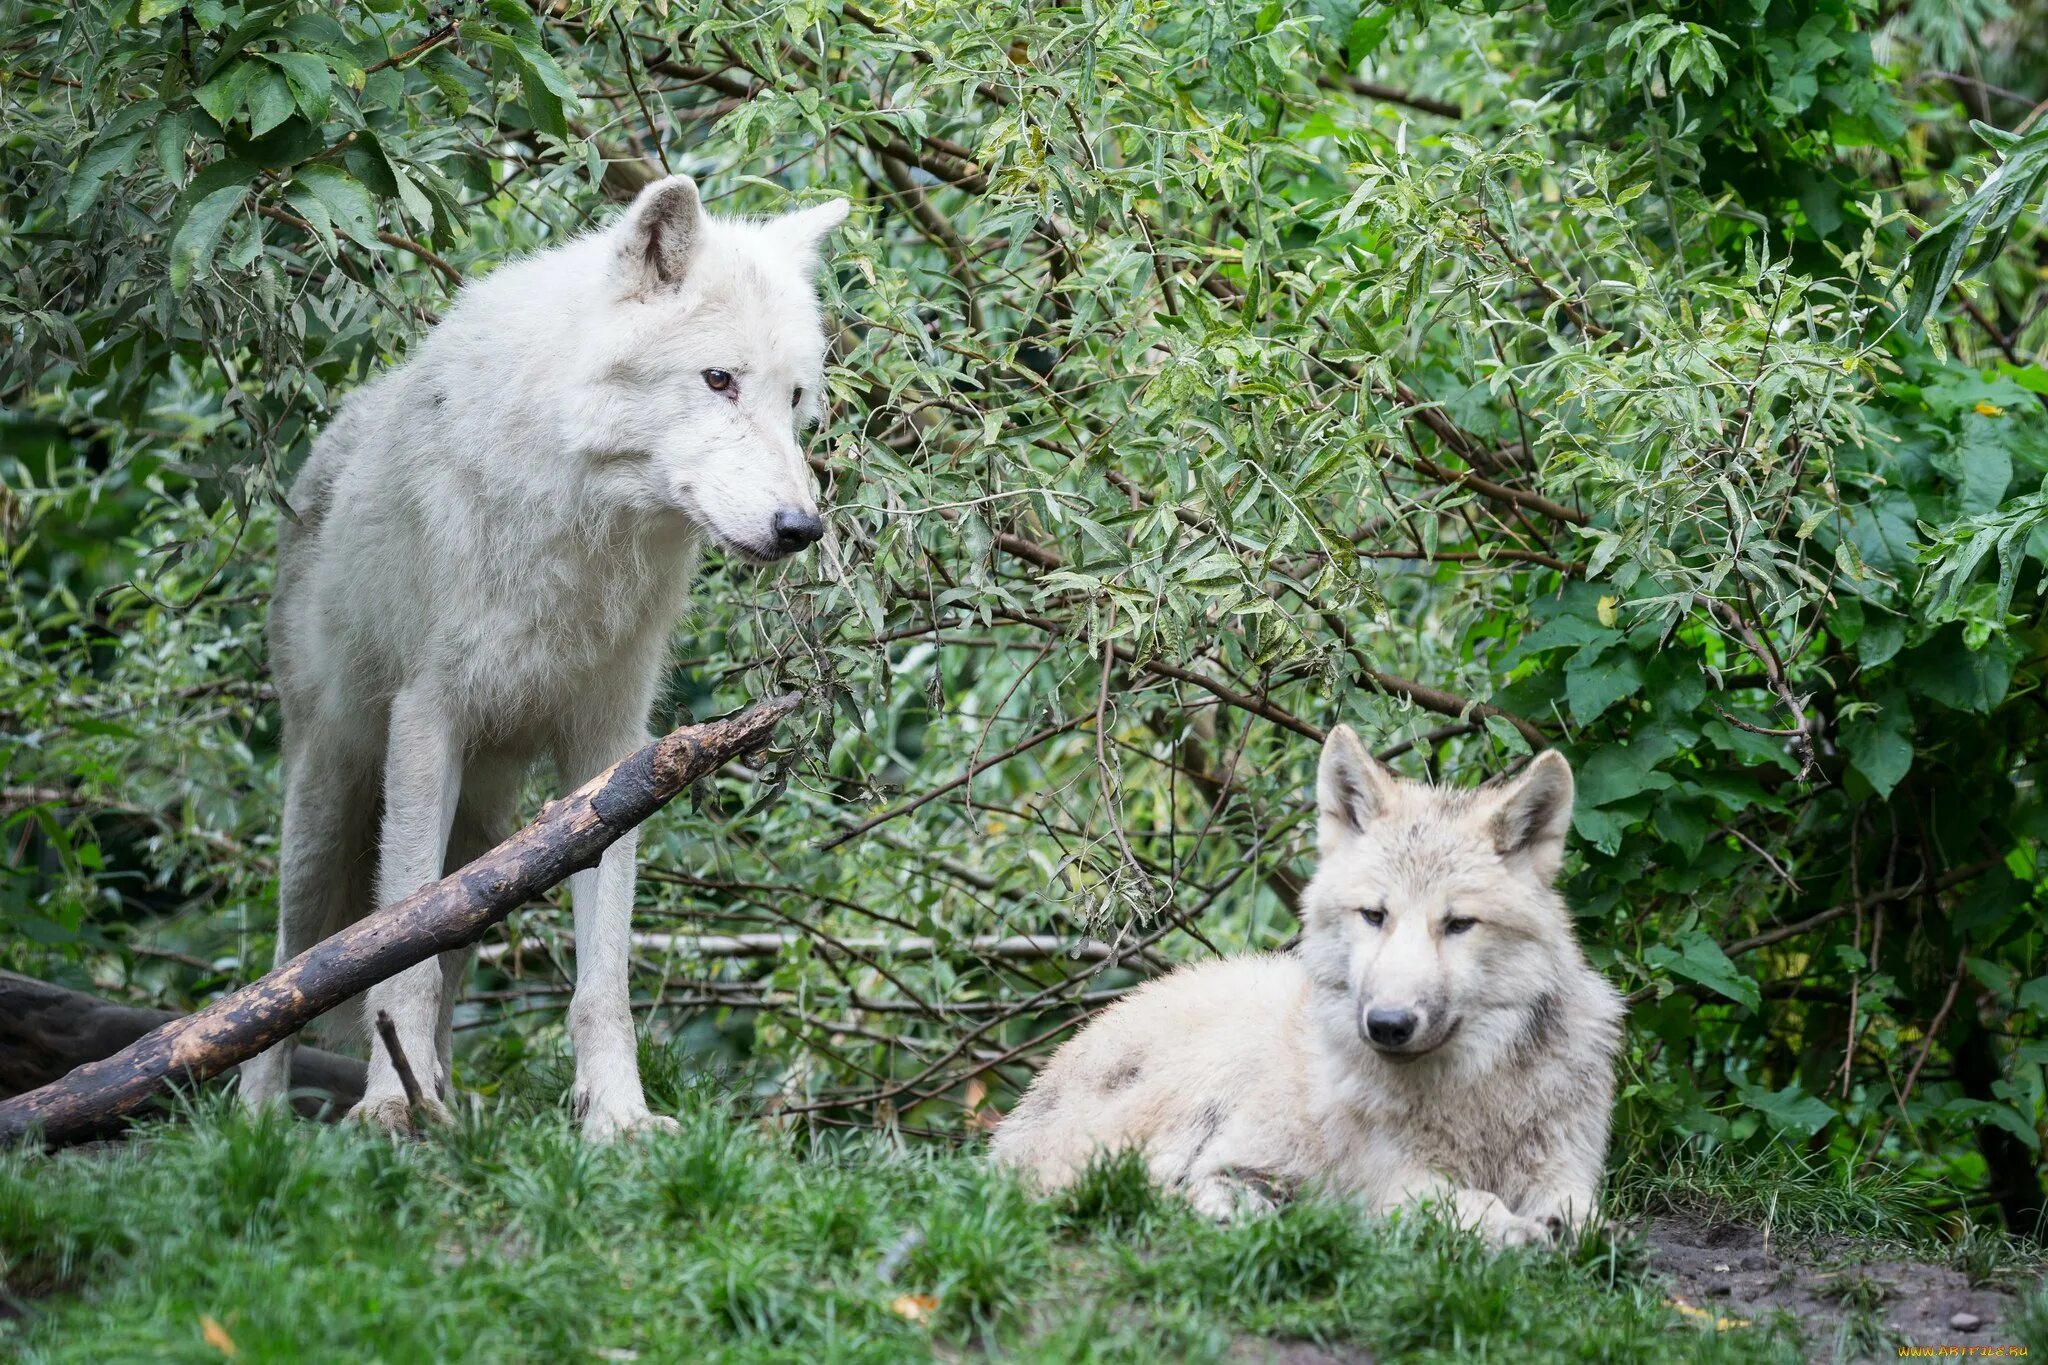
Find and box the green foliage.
[1907,121,2048,332]
[4,0,2048,1240]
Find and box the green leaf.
[246,67,297,138]
[1566,652,1644,724]
[1645,930,1759,1010]
[1840,705,1913,798]
[289,164,379,244]
[195,61,258,127]
[153,110,194,188]
[1483,713,1531,756]
[1907,633,2016,713]
[1734,1080,1834,1137]
[1570,801,1640,856]
[1576,744,1674,807]
[167,162,256,292]
[66,131,147,221]
[1856,612,1905,667]
[1931,421,2015,516]
[282,184,339,257]
[263,51,333,125]
[1345,10,1393,63]
[1938,1099,2040,1152]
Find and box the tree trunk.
[1956,1015,2047,1239]
[0,693,802,1149]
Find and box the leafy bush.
[4,0,2047,1233]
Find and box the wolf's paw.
[1519,1201,1596,1244]
[578,1099,681,1145]
[1488,1212,1561,1248]
[347,1091,452,1135]
[1185,1173,1279,1224]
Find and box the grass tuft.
[1054,1147,1165,1237]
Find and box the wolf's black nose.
[771,509,825,555]
[1365,1008,1417,1048]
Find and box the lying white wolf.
[991,726,1623,1244]
[238,176,848,1141]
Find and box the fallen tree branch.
[0,693,803,1149]
[0,971,364,1119]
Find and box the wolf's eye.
[792,386,805,408]
[1359,907,1386,928]
[703,368,736,394]
[1444,916,1478,936]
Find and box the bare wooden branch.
[0,694,804,1149]
[0,971,363,1119]
[1322,73,1464,120]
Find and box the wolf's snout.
[1364,1007,1418,1048]
[770,507,825,556]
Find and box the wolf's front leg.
[1380,1170,1555,1247]
[1513,1124,1608,1239]
[565,831,675,1142]
[559,726,675,1144]
[354,687,464,1133]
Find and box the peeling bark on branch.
[0,694,804,1149]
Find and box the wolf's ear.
[1318,724,1395,848]
[763,197,851,271]
[1488,750,1575,881]
[616,175,704,296]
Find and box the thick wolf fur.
[238,177,848,1142]
[990,727,1623,1244]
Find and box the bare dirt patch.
[1638,1214,2026,1358]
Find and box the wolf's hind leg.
[431,771,518,1106]
[353,688,463,1133]
[1147,1106,1287,1223]
[240,738,374,1114]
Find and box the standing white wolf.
[238,176,848,1142]
[991,726,1624,1244]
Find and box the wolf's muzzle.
[769,508,825,557]
[1364,1007,1417,1048]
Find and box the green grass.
[0,1075,1886,1363]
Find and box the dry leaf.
[1666,1296,1752,1330]
[200,1315,238,1357]
[962,1077,1004,1132]
[889,1293,939,1324]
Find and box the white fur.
[989,727,1624,1245]
[237,177,848,1142]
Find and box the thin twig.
[373,1009,427,1115]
